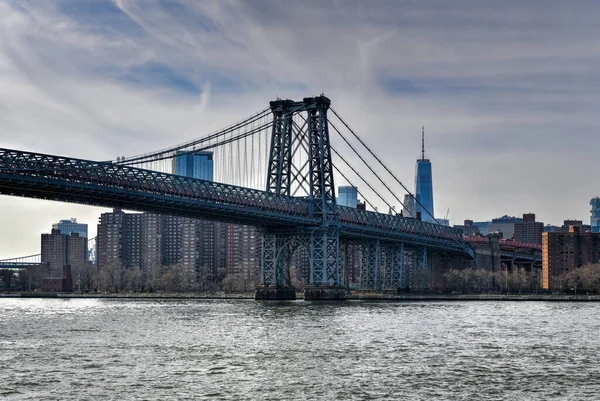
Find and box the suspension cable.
[330,145,395,213]
[330,107,437,223]
[332,165,378,211]
[328,119,411,217]
[115,107,270,164]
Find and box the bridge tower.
[256,96,344,300]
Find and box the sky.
[1,0,599,258]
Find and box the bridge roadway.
[0,148,472,256]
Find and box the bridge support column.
[383,243,405,290]
[255,233,296,300]
[305,228,345,300]
[416,246,428,291]
[361,240,381,290]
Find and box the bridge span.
[0,96,474,300]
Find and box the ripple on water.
[1,300,600,400]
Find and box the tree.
[0,269,14,290]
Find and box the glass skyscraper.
[591,197,600,233]
[337,186,359,208]
[414,128,435,222]
[173,150,214,181]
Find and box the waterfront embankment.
[2,292,600,301]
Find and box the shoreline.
[2,292,600,302]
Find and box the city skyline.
[2,1,600,257]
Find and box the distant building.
[52,218,88,238]
[591,197,600,233]
[414,127,434,222]
[488,215,523,240]
[41,228,87,278]
[561,219,590,233]
[402,194,415,217]
[172,150,214,181]
[337,186,359,208]
[513,213,544,245]
[542,226,600,289]
[454,220,481,236]
[544,225,561,233]
[473,221,490,236]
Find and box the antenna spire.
[421,126,425,160]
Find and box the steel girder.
[266,100,295,196]
[361,239,381,290]
[382,243,405,290]
[405,246,428,291]
[0,147,472,257]
[0,148,315,227]
[261,232,307,287]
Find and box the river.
[1,299,599,400]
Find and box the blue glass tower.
[414,127,435,222]
[337,186,359,207]
[591,197,600,233]
[173,150,214,181]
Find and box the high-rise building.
[337,186,359,208]
[52,218,88,238]
[473,221,490,236]
[172,150,214,180]
[414,127,434,222]
[488,215,522,239]
[225,224,260,282]
[41,228,88,274]
[402,194,415,217]
[542,226,600,289]
[591,197,600,233]
[513,213,544,245]
[561,219,590,233]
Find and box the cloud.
[1,0,599,257]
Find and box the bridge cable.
[330,145,396,213]
[328,119,412,217]
[330,108,440,223]
[332,165,378,211]
[330,108,471,253]
[116,107,270,164]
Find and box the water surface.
[1,299,599,400]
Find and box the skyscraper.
[414,127,434,222]
[337,186,359,208]
[172,150,214,180]
[591,197,600,233]
[402,194,415,217]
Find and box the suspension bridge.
[0,95,473,300]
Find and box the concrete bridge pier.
[304,285,346,300]
[255,285,296,300]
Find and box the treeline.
[437,263,600,294]
[0,262,260,294]
[436,268,539,293]
[547,263,600,294]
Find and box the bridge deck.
[0,148,472,256]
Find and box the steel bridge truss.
[360,243,429,291]
[265,96,341,288]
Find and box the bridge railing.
[463,235,542,251]
[338,206,465,246]
[0,148,472,254]
[0,148,314,221]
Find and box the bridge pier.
[255,285,297,300]
[304,285,346,300]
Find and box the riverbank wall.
[3,292,600,301]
